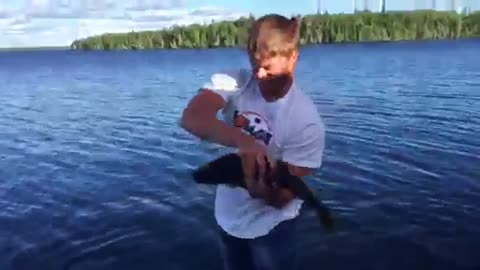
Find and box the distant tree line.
[70,10,480,50]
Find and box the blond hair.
[247,14,301,61]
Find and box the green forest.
[70,10,480,50]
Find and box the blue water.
[0,39,479,270]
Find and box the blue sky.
[0,0,478,48]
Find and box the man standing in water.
[181,14,325,270]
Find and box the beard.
[258,73,293,98]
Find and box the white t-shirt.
[202,68,325,239]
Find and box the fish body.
[191,153,335,233]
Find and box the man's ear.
[291,49,298,60]
[288,50,298,72]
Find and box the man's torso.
[214,70,319,239]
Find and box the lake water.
[0,39,479,270]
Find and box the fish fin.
[192,153,245,187]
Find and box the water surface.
[0,39,479,270]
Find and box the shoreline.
[0,46,70,52]
[69,10,480,51]
[2,9,479,52]
[1,37,479,53]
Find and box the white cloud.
[0,0,248,48]
[0,6,13,18]
[128,0,186,11]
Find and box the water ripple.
[1,40,480,270]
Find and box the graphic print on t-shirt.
[233,110,273,146]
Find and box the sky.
[0,0,478,48]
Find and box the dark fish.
[191,153,335,233]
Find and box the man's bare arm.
[180,89,253,148]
